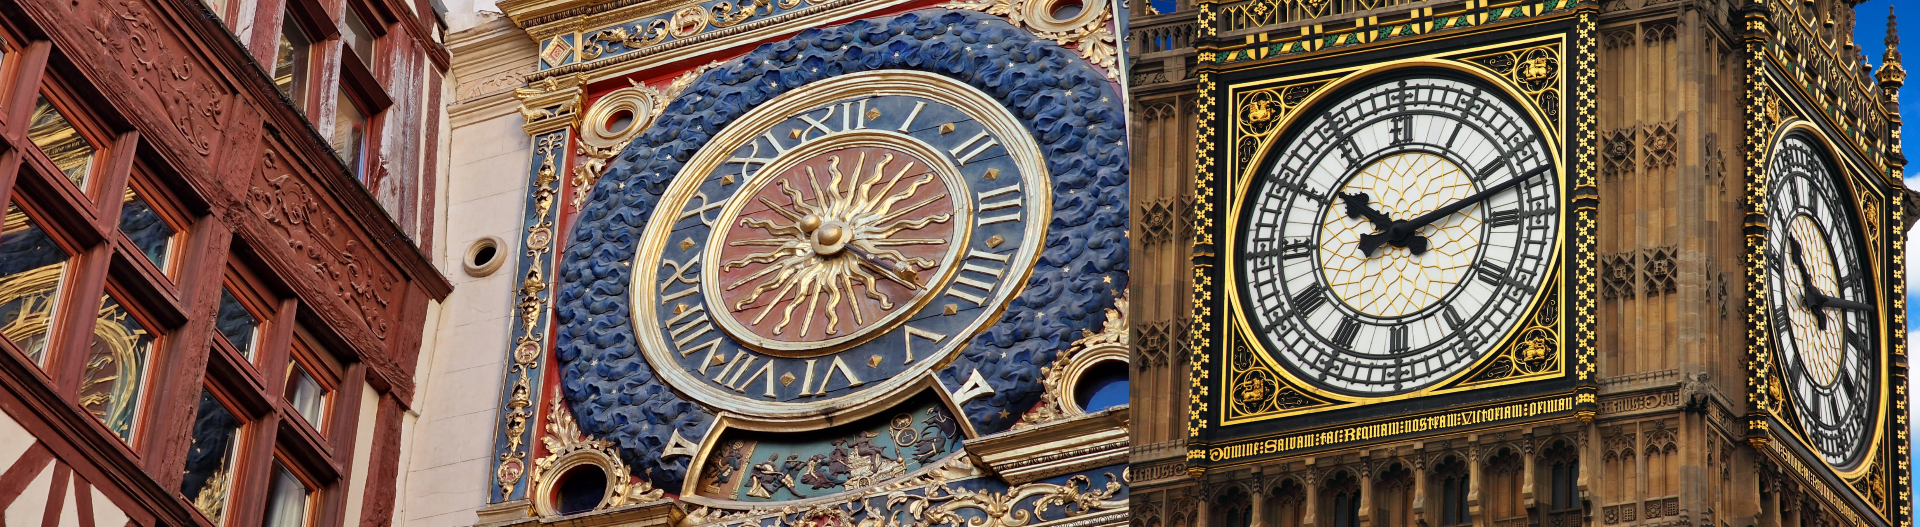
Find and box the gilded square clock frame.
[1748,120,1896,492]
[1740,7,1904,519]
[1213,32,1585,426]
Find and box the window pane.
[340,8,374,68]
[84,295,155,441]
[262,463,310,527]
[118,188,174,271]
[0,203,69,365]
[214,290,259,359]
[27,95,96,188]
[286,364,326,429]
[181,389,240,524]
[273,19,311,112]
[332,88,367,179]
[201,0,229,21]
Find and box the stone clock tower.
[1126,0,1912,525]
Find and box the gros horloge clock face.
[1238,74,1559,396]
[1765,134,1878,470]
[629,72,1047,418]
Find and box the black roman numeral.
[1478,262,1512,287]
[1487,208,1523,228]
[1839,271,1863,292]
[1442,306,1464,330]
[1248,239,1313,261]
[1337,138,1364,164]
[1281,238,1312,259]
[1332,318,1361,349]
[1390,326,1409,354]
[1292,284,1327,314]
[1844,328,1871,351]
[1390,115,1413,145]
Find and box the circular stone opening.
[552,464,608,516]
[1072,359,1129,413]
[605,109,635,135]
[1046,0,1084,20]
[463,236,507,277]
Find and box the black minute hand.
[1358,164,1553,256]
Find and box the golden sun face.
[709,146,961,352]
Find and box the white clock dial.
[1764,134,1877,470]
[1239,74,1559,396]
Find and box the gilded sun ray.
[714,147,958,342]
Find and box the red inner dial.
[712,146,958,346]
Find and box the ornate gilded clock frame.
[1221,56,1568,415]
[1728,1,1907,521]
[1743,119,1902,524]
[1187,14,1600,471]
[627,69,1052,425]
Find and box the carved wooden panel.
[242,142,411,391]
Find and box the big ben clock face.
[629,71,1048,419]
[1237,73,1559,396]
[1764,133,1878,470]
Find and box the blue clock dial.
[631,72,1050,417]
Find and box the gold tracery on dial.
[1319,152,1481,318]
[1784,215,1846,387]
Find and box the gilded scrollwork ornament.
[1012,299,1129,429]
[1463,44,1563,129]
[531,399,666,516]
[1231,82,1324,173]
[492,132,568,500]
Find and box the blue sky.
[1853,0,1920,520]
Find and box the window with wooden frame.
[336,4,378,73]
[328,0,391,183]
[0,199,72,367]
[272,9,315,113]
[81,288,161,443]
[181,386,245,525]
[261,457,317,527]
[116,168,187,280]
[213,286,265,363]
[285,330,339,434]
[24,83,109,193]
[331,85,371,180]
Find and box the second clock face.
[1237,73,1560,396]
[1765,134,1878,470]
[628,71,1048,418]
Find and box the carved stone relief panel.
[1602,126,1638,179]
[1643,121,1678,171]
[1602,251,1637,301]
[1642,245,1678,297]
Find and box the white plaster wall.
[394,80,530,526]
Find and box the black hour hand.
[1339,192,1394,230]
[1358,230,1427,256]
[1340,192,1427,257]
